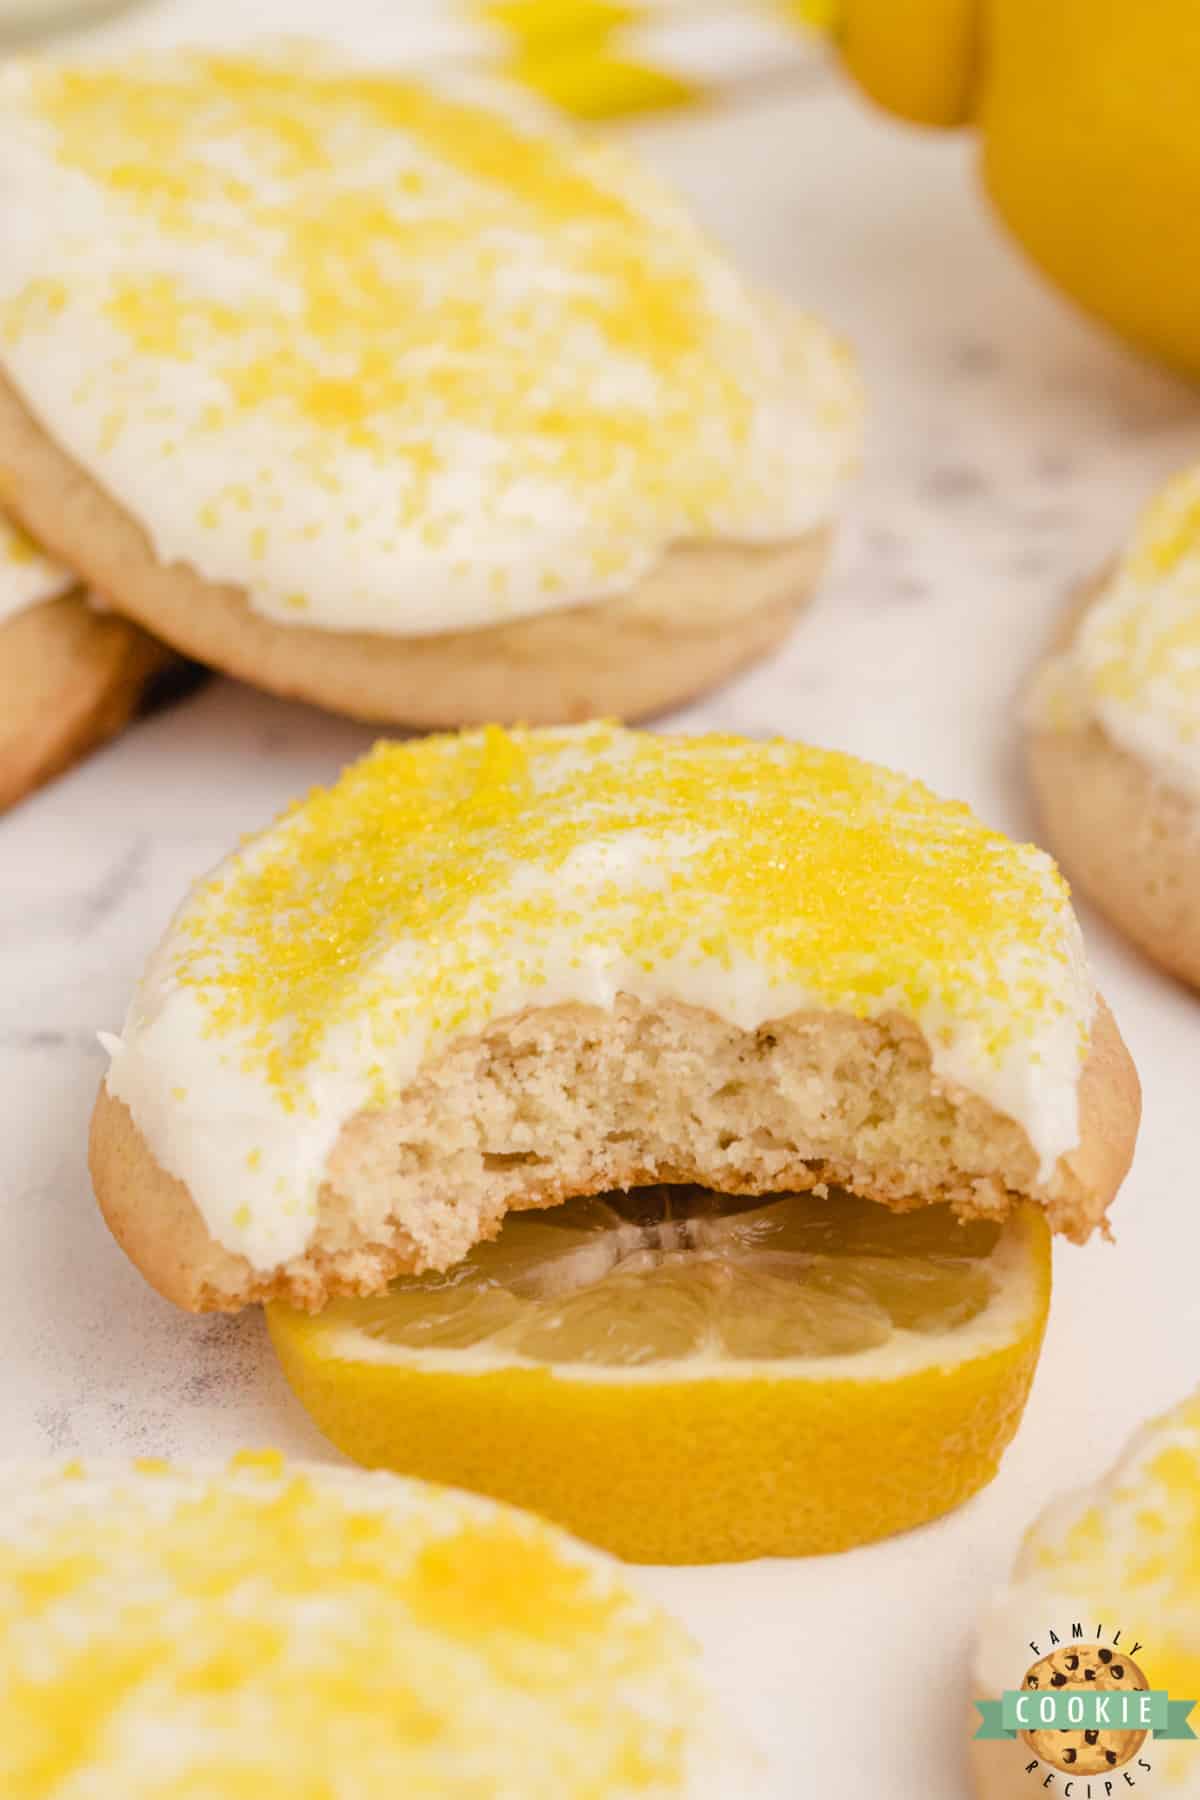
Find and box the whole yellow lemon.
[837,0,1200,381]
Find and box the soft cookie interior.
[91,992,1138,1314]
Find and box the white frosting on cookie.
[0,511,73,626]
[1028,466,1200,801]
[0,48,858,640]
[102,726,1095,1274]
[974,1388,1200,1792]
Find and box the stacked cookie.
[0,509,171,810]
[0,47,859,813]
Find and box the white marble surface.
[2,11,1200,1797]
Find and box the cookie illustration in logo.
[1020,1645,1150,1774]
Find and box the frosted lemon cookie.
[0,1452,751,1797]
[0,49,859,727]
[0,510,171,812]
[972,1387,1200,1797]
[91,724,1138,1315]
[1027,467,1200,988]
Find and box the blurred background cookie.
[0,511,176,813]
[1026,468,1200,991]
[972,1386,1200,1797]
[0,48,859,727]
[0,1453,753,1797]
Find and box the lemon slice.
[269,1187,1050,1563]
[0,1453,750,1798]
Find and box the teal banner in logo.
[975,1690,1197,1741]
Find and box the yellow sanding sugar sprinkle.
[1022,1389,1200,1611]
[176,725,1086,1097]
[0,1453,734,1798]
[0,515,40,567]
[1084,466,1200,741]
[3,50,852,572]
[1130,466,1200,583]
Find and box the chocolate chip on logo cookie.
[1019,1646,1150,1776]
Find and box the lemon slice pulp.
[338,1188,1001,1363]
[269,1187,1051,1564]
